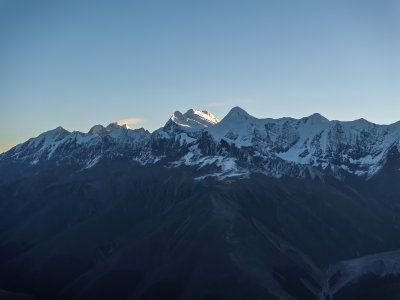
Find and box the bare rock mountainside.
[1,107,400,300]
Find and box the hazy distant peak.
[89,122,139,137]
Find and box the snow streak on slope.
[321,250,400,300]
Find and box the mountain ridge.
[1,107,400,183]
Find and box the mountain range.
[2,107,400,183]
[1,107,400,300]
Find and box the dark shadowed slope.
[1,159,400,299]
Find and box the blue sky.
[1,0,399,153]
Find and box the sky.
[0,0,399,153]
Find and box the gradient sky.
[1,0,399,153]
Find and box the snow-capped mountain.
[2,107,400,300]
[1,107,400,182]
[169,109,219,129]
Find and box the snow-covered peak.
[208,107,263,147]
[89,125,105,136]
[170,111,186,126]
[222,106,254,122]
[89,123,149,138]
[8,126,73,159]
[105,122,131,132]
[37,126,70,142]
[304,113,329,125]
[185,109,219,126]
[88,122,131,137]
[169,109,219,129]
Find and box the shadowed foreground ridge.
[1,108,400,299]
